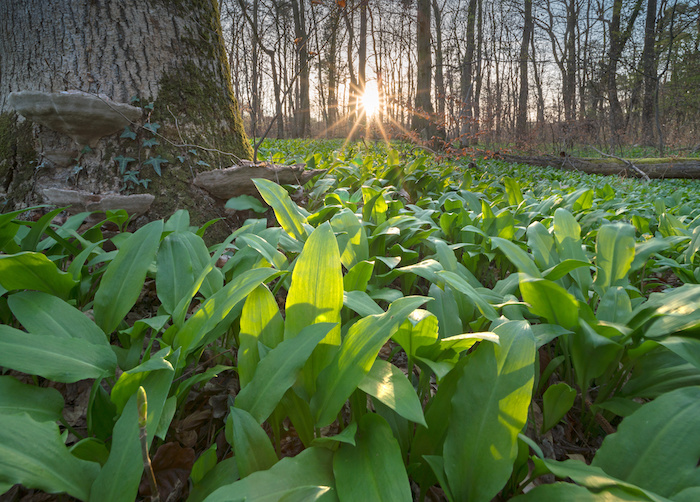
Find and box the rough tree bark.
[516,0,533,144]
[412,0,435,141]
[0,0,253,239]
[641,0,658,146]
[607,0,644,147]
[291,0,311,137]
[432,0,447,139]
[459,0,478,142]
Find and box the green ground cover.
[2,139,700,501]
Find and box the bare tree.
[516,0,534,143]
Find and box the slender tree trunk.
[343,2,358,131]
[472,0,483,145]
[607,0,644,148]
[516,0,533,144]
[641,0,658,145]
[564,0,577,121]
[432,0,446,140]
[531,33,545,129]
[460,0,478,141]
[291,0,311,137]
[413,0,434,140]
[327,7,340,132]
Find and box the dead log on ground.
[495,153,700,179]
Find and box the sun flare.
[361,80,380,117]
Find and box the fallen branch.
[494,152,700,179]
[590,147,650,182]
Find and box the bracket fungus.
[193,161,325,200]
[8,90,142,146]
[43,188,154,217]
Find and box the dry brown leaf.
[139,442,195,501]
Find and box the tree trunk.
[412,0,434,141]
[641,0,658,146]
[326,6,341,134]
[0,0,252,240]
[291,0,311,137]
[432,0,446,140]
[459,0,478,142]
[516,0,533,144]
[564,0,577,122]
[607,0,644,148]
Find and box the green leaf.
[190,444,219,485]
[238,233,288,270]
[143,155,168,176]
[511,482,618,501]
[438,270,499,321]
[120,126,136,140]
[226,195,268,213]
[8,291,107,345]
[592,386,700,498]
[20,206,66,252]
[391,309,438,359]
[443,320,536,502]
[172,267,280,360]
[253,178,309,241]
[597,286,632,323]
[331,208,369,269]
[285,222,343,396]
[189,456,239,502]
[527,221,559,270]
[553,208,591,295]
[491,237,541,277]
[520,277,579,330]
[156,230,222,315]
[503,177,524,206]
[358,359,427,426]
[94,220,163,334]
[89,364,174,502]
[0,413,99,500]
[113,155,136,174]
[0,324,117,383]
[110,348,173,413]
[227,407,278,478]
[0,252,77,299]
[571,320,621,393]
[0,376,64,422]
[333,414,412,502]
[343,260,375,292]
[542,382,577,433]
[427,283,463,339]
[235,323,336,423]
[594,223,636,295]
[169,227,247,329]
[311,296,428,428]
[538,459,665,501]
[542,259,592,281]
[311,422,358,448]
[343,290,384,317]
[238,284,285,388]
[203,447,336,502]
[142,122,160,134]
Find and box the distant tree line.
[224,0,700,153]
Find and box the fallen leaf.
[139,442,195,501]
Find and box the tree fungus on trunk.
[0,0,253,238]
